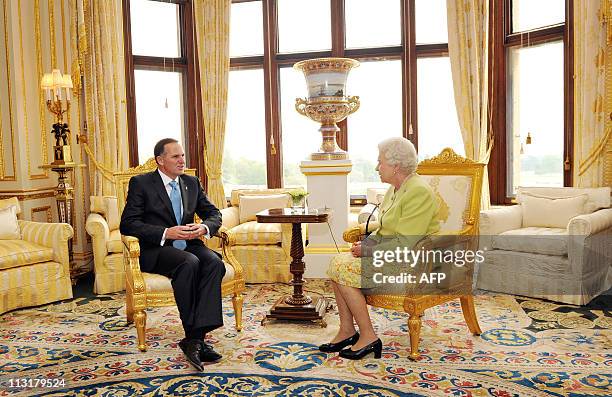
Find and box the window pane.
[134,70,184,163]
[280,67,322,188]
[507,42,564,194]
[230,1,263,57]
[345,0,401,49]
[347,60,403,195]
[415,0,448,44]
[512,0,565,32]
[278,0,331,53]
[223,69,267,192]
[130,0,180,57]
[417,57,463,160]
[417,57,465,160]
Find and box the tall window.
[123,0,198,167]
[227,0,463,199]
[490,0,571,202]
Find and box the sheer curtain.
[193,0,231,208]
[574,0,612,187]
[447,0,492,208]
[72,0,128,195]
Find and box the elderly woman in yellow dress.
[320,137,440,360]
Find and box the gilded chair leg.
[460,295,482,335]
[232,293,244,332]
[134,310,147,352]
[408,313,422,360]
[126,294,134,324]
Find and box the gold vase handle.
[295,98,308,117]
[347,95,360,115]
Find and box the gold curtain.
[447,0,492,208]
[574,0,612,186]
[193,0,230,208]
[72,0,128,196]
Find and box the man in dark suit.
[120,138,225,370]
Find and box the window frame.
[488,0,573,204]
[122,0,202,173]
[229,0,450,202]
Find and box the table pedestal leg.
[263,222,327,326]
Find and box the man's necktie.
[169,180,187,250]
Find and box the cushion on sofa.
[366,187,387,205]
[230,222,282,245]
[357,203,380,224]
[491,227,568,256]
[0,206,20,240]
[521,193,588,228]
[90,196,120,231]
[105,197,120,231]
[517,186,610,213]
[238,194,290,223]
[0,240,55,270]
[0,197,21,214]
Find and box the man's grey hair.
[378,137,418,175]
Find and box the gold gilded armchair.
[116,159,245,351]
[343,148,484,359]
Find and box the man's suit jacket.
[119,170,222,272]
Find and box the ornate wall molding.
[0,188,55,201]
[1,0,17,181]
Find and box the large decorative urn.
[294,57,360,161]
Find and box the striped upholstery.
[0,240,54,270]
[230,245,292,283]
[86,198,125,294]
[230,222,282,245]
[0,261,72,314]
[106,230,123,253]
[93,253,125,295]
[0,217,73,315]
[222,189,303,283]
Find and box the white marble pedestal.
[300,159,352,277]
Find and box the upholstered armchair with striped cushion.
[220,189,305,283]
[86,196,125,294]
[0,197,74,314]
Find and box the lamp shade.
[40,73,53,90]
[61,74,73,89]
[51,69,63,88]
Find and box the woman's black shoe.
[318,332,359,353]
[339,338,382,360]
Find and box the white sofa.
[477,187,612,305]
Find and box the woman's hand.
[350,241,362,257]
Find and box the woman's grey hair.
[378,137,418,175]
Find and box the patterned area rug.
[0,281,610,396]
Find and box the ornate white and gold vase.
[294,57,360,160]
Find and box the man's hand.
[165,225,202,240]
[350,241,362,258]
[186,223,208,239]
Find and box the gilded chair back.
[116,158,244,352]
[364,148,484,359]
[114,158,196,214]
[417,148,484,234]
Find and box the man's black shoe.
[199,341,222,362]
[178,338,204,371]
